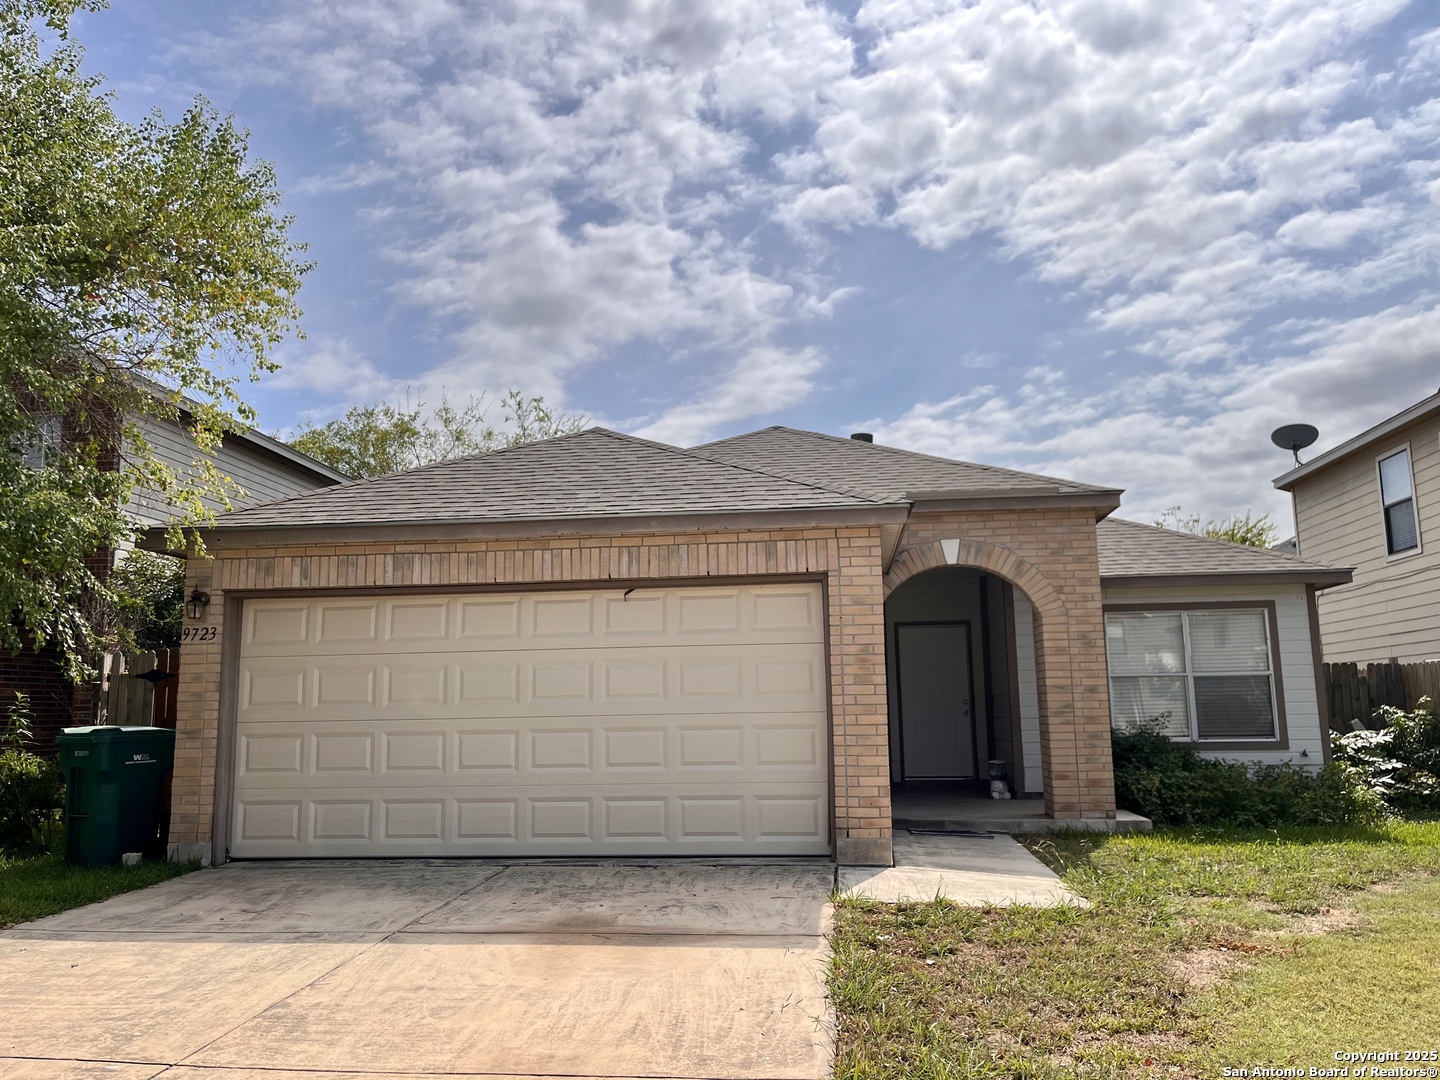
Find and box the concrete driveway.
[0,860,835,1080]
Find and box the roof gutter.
[1274,390,1440,490]
[140,503,913,556]
[908,488,1123,521]
[1102,568,1354,590]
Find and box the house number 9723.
[182,625,218,643]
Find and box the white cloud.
[213,0,855,424]
[867,301,1440,526]
[196,0,1439,524]
[631,344,825,444]
[269,336,396,399]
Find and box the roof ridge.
[601,428,893,505]
[702,426,1115,494]
[1104,517,1335,570]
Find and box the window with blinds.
[1378,448,1420,556]
[1105,609,1277,741]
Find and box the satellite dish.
[1271,423,1319,466]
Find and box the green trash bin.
[56,726,177,868]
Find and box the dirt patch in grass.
[1266,905,1369,936]
[1169,947,1242,990]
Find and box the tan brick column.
[830,529,892,865]
[168,557,223,862]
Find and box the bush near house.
[1331,698,1440,818]
[1110,727,1384,828]
[0,694,64,855]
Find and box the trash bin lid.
[60,726,172,736]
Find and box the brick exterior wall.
[169,506,1117,865]
[1,639,84,753]
[170,525,893,864]
[884,509,1116,819]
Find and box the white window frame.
[1105,607,1280,744]
[1376,443,1422,560]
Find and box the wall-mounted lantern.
[185,589,211,621]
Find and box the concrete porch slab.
[838,831,1085,906]
[892,791,1152,835]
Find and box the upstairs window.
[1106,609,1278,742]
[14,415,61,469]
[1378,448,1419,556]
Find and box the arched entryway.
[883,536,1115,824]
[886,566,1033,792]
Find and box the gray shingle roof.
[696,427,1119,501]
[207,428,888,529]
[1097,518,1351,583]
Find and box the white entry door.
[230,584,830,857]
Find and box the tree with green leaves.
[1154,507,1280,548]
[1,0,308,678]
[108,551,185,651]
[291,389,586,479]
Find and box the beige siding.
[1100,583,1326,767]
[1292,411,1440,664]
[125,416,333,526]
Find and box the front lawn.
[0,849,197,928]
[829,822,1440,1080]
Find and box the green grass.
[0,849,196,928]
[1200,876,1440,1064]
[830,822,1440,1080]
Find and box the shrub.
[1111,726,1384,828]
[1332,698,1440,818]
[0,694,64,855]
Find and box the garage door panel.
[240,587,825,659]
[236,718,827,789]
[232,783,829,857]
[232,584,830,858]
[238,647,825,723]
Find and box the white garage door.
[230,584,830,857]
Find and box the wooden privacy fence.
[99,648,180,728]
[1323,660,1440,732]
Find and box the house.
[2,409,347,749]
[149,427,1349,867]
[1274,388,1440,665]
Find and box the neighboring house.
[1275,388,1440,665]
[2,409,347,749]
[148,427,1349,867]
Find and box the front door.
[896,622,976,780]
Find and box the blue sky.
[75,0,1440,527]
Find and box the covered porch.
[878,524,1125,840]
